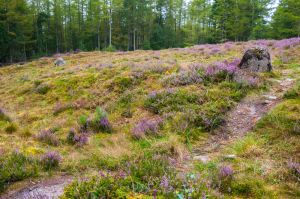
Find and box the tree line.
[0,0,299,63]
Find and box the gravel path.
[1,176,72,199]
[191,70,296,164]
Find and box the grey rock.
[238,47,272,72]
[264,95,277,100]
[193,155,210,163]
[54,57,66,66]
[223,154,236,159]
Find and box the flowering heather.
[40,151,61,170]
[53,102,72,115]
[205,59,239,77]
[132,117,163,139]
[36,129,59,146]
[98,62,113,69]
[131,60,173,74]
[160,175,170,190]
[162,70,203,86]
[254,39,274,47]
[91,107,112,133]
[274,37,300,49]
[0,108,10,121]
[219,165,234,178]
[67,128,88,146]
[99,117,111,131]
[288,161,300,175]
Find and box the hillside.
[0,38,300,198]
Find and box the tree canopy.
[0,0,299,63]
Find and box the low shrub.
[288,161,300,180]
[0,108,10,122]
[78,107,112,133]
[53,102,73,115]
[109,76,136,92]
[35,83,50,94]
[5,123,17,134]
[78,115,88,133]
[62,151,212,198]
[0,151,38,192]
[230,177,270,197]
[218,165,234,192]
[144,89,199,114]
[284,84,300,99]
[66,128,88,146]
[40,151,61,170]
[90,107,112,133]
[103,45,116,52]
[36,129,60,146]
[132,117,163,139]
[162,70,203,86]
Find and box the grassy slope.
[0,40,299,197]
[193,69,300,197]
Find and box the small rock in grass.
[54,57,66,66]
[223,154,236,160]
[264,95,277,100]
[194,155,210,163]
[263,100,272,104]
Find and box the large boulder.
[54,57,66,66]
[238,47,272,72]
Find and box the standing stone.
[54,57,66,66]
[238,47,272,72]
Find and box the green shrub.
[40,151,61,170]
[78,107,112,133]
[144,89,200,114]
[231,177,271,198]
[113,76,134,92]
[35,84,50,94]
[0,109,10,122]
[0,151,39,192]
[284,88,300,99]
[5,123,17,134]
[78,115,88,133]
[103,45,116,52]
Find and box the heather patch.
[144,88,200,114]
[40,151,62,170]
[132,117,163,139]
[35,83,51,95]
[162,70,203,86]
[66,128,88,146]
[36,129,60,146]
[0,108,11,122]
[78,107,112,133]
[0,151,39,192]
[63,149,212,198]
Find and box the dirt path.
[191,70,296,164]
[1,176,72,199]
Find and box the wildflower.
[148,91,157,98]
[219,165,234,178]
[41,151,61,169]
[132,117,163,139]
[288,161,300,175]
[36,129,59,146]
[160,175,169,190]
